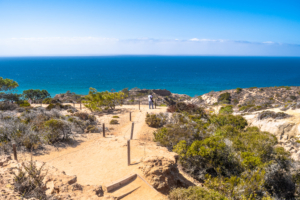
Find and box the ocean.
[0,56,300,97]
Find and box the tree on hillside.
[0,77,20,101]
[22,89,51,102]
[83,88,126,111]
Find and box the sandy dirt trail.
[25,104,168,199]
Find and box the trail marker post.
[130,122,134,139]
[12,144,17,161]
[127,140,131,166]
[103,123,105,137]
[129,112,131,121]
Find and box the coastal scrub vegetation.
[218,92,231,104]
[219,105,233,114]
[145,113,168,128]
[0,107,98,152]
[22,89,51,103]
[82,87,126,112]
[150,102,298,199]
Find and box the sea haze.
[0,56,300,97]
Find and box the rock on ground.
[139,155,189,194]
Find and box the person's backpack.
[150,96,153,102]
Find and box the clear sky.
[0,0,300,56]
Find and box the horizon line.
[1,54,300,58]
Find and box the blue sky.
[0,0,300,56]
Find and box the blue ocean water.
[0,56,300,97]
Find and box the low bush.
[16,100,31,107]
[236,88,242,94]
[73,112,96,123]
[167,102,206,115]
[232,99,239,105]
[219,105,233,114]
[13,158,47,199]
[145,113,167,128]
[67,109,74,113]
[112,116,119,118]
[110,119,118,124]
[22,134,41,150]
[0,102,18,110]
[86,125,99,133]
[169,186,227,200]
[42,98,52,104]
[258,111,290,120]
[43,119,71,144]
[218,92,231,104]
[154,123,206,149]
[210,114,248,130]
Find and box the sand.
[23,104,169,199]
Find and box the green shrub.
[145,113,167,128]
[236,88,242,94]
[239,104,254,112]
[210,114,248,130]
[73,112,96,123]
[43,119,70,143]
[67,109,74,113]
[232,99,239,105]
[112,116,119,118]
[86,125,99,133]
[16,100,31,107]
[219,105,233,114]
[46,103,62,111]
[167,102,206,115]
[169,186,227,200]
[258,111,290,120]
[218,93,231,104]
[154,123,205,149]
[42,98,52,104]
[22,134,41,150]
[110,119,118,124]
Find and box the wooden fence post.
[127,140,130,166]
[130,122,134,139]
[12,144,17,161]
[129,112,131,121]
[103,123,105,137]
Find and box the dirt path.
[25,104,169,199]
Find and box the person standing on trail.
[148,94,154,109]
